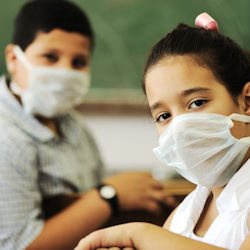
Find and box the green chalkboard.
[0,0,249,91]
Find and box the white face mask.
[11,46,90,118]
[153,113,250,187]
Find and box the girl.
[75,13,250,250]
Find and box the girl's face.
[145,55,248,140]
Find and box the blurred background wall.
[0,0,250,176]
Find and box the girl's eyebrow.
[181,87,211,97]
[150,102,163,111]
[150,87,211,111]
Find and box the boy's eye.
[44,53,58,62]
[189,99,208,109]
[72,57,88,69]
[156,113,171,122]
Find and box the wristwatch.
[97,184,119,216]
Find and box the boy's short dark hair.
[12,0,94,51]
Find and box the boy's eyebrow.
[181,87,211,96]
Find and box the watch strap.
[97,184,119,216]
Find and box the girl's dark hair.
[143,23,250,97]
[12,0,94,51]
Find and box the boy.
[0,0,171,249]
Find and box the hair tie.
[195,12,218,32]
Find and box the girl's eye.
[156,113,171,122]
[44,53,58,62]
[189,99,208,109]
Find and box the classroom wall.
[1,0,250,93]
[81,110,177,179]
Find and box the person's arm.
[28,170,174,250]
[240,233,250,250]
[74,222,227,250]
[28,172,175,249]
[27,189,113,250]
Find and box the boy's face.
[145,55,249,141]
[6,29,91,89]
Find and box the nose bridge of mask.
[162,113,232,136]
[158,113,207,152]
[13,46,32,70]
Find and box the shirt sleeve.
[0,122,44,250]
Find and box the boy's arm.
[28,170,174,250]
[27,189,113,250]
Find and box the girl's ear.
[241,82,250,115]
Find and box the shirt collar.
[0,76,55,142]
[216,159,250,213]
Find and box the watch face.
[100,185,116,199]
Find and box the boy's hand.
[103,171,176,214]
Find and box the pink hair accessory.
[195,12,218,32]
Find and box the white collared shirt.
[168,159,250,250]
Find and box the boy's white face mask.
[153,112,250,187]
[11,46,90,118]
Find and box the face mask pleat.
[153,113,250,187]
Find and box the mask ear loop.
[229,113,250,123]
[229,113,250,143]
[10,46,32,95]
[13,45,32,70]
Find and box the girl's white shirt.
[166,159,250,250]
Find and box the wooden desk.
[162,179,196,196]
